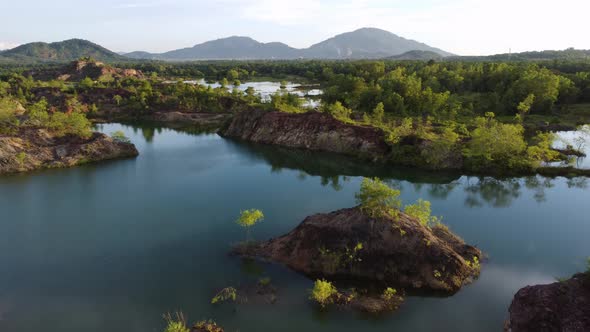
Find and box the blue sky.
[1,0,589,55]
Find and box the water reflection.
[224,138,589,209]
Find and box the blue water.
[0,123,588,332]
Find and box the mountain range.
[124,28,452,60]
[0,28,452,62]
[2,28,589,63]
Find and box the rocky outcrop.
[506,272,590,332]
[233,207,482,294]
[28,59,144,82]
[0,128,138,175]
[220,110,391,161]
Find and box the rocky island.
[0,97,138,175]
[233,178,482,315]
[0,128,138,175]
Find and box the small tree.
[236,209,264,240]
[310,279,337,308]
[404,199,441,227]
[113,95,123,106]
[372,102,385,125]
[355,178,401,219]
[516,93,535,121]
[111,130,131,143]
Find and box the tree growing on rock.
[310,279,338,308]
[236,209,264,241]
[355,178,401,219]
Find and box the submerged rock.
[506,272,590,332]
[233,206,482,294]
[0,128,138,175]
[220,109,390,162]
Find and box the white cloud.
[0,42,19,50]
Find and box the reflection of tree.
[240,258,265,277]
[464,177,521,207]
[223,139,461,190]
[428,182,461,199]
[567,177,588,189]
[320,175,350,191]
[463,176,562,207]
[524,176,554,202]
[141,127,155,143]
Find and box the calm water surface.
[0,123,589,332]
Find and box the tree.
[79,77,94,90]
[464,115,528,170]
[355,177,401,219]
[404,199,439,227]
[372,102,384,124]
[516,93,535,121]
[236,209,264,240]
[27,98,50,126]
[310,279,337,308]
[111,131,131,143]
[321,102,352,122]
[113,95,123,106]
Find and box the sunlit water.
[0,123,589,332]
[551,125,590,169]
[164,79,322,108]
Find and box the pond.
[164,79,322,108]
[0,123,588,332]
[551,125,590,169]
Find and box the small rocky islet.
[0,127,137,175]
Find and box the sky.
[1,0,589,55]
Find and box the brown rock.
[506,272,590,332]
[220,110,391,162]
[233,207,482,294]
[0,128,138,175]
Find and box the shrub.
[236,209,264,240]
[48,111,92,138]
[381,287,397,301]
[111,130,131,143]
[0,97,20,132]
[27,98,50,126]
[355,177,401,219]
[163,312,189,332]
[404,199,441,227]
[15,152,26,168]
[310,279,338,308]
[193,320,223,332]
[211,287,237,304]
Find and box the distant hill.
[302,28,452,59]
[387,50,444,61]
[455,48,590,61]
[124,28,452,60]
[0,39,125,62]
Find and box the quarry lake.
[0,123,589,332]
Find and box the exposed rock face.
[28,60,144,82]
[234,207,482,294]
[220,110,390,161]
[506,272,590,332]
[0,128,138,175]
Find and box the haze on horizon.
[1,0,589,56]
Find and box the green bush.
[111,130,131,143]
[355,177,401,219]
[310,279,337,308]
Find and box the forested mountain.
[0,39,125,62]
[124,28,451,60]
[301,28,452,59]
[126,36,299,60]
